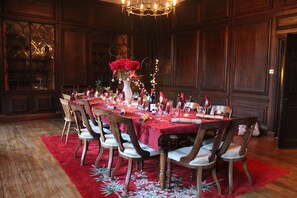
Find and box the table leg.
[159,149,167,190]
[158,135,170,190]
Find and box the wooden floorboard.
[0,118,297,197]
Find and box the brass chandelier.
[121,0,177,17]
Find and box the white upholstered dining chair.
[167,120,230,198]
[71,103,101,166]
[210,105,233,118]
[216,117,258,194]
[92,108,130,177]
[108,112,160,193]
[77,99,111,133]
[59,98,75,144]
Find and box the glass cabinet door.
[3,20,55,91]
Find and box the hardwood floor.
[0,118,297,197]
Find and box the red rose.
[124,60,140,71]
[109,59,125,71]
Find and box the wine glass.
[184,105,191,114]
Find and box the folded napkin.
[196,113,224,120]
[171,117,201,124]
[140,114,152,123]
[89,100,100,105]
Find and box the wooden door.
[278,33,297,148]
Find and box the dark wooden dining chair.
[210,105,233,118]
[217,117,258,194]
[167,120,231,198]
[71,103,100,166]
[198,105,233,146]
[77,99,111,133]
[92,108,130,177]
[59,98,75,144]
[62,93,71,100]
[108,113,160,193]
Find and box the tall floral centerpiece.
[109,58,140,103]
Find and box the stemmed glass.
[184,105,191,116]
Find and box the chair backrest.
[180,120,231,164]
[70,103,100,138]
[218,117,258,157]
[210,105,232,118]
[93,108,113,142]
[77,99,97,126]
[108,113,152,159]
[59,98,73,121]
[62,93,71,100]
[185,102,200,111]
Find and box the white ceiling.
[99,0,185,4]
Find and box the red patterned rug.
[41,134,288,197]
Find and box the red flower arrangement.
[110,59,141,81]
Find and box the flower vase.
[123,80,133,103]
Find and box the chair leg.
[125,158,133,193]
[61,121,67,140]
[94,145,104,167]
[107,147,114,177]
[81,139,89,166]
[190,169,195,182]
[65,121,71,144]
[211,167,221,195]
[228,159,234,194]
[74,139,82,158]
[166,159,172,187]
[111,156,122,179]
[196,167,203,198]
[242,159,253,187]
[136,160,144,170]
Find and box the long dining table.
[86,97,228,190]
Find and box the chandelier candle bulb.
[122,0,176,17]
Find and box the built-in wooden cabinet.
[3,20,55,91]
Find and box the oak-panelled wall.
[232,20,270,94]
[3,0,55,20]
[1,0,297,130]
[157,0,297,131]
[230,17,272,124]
[61,28,87,86]
[175,30,198,88]
[0,0,141,120]
[200,25,229,93]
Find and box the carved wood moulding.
[3,0,55,19]
[233,0,274,17]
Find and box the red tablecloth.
[91,101,199,151]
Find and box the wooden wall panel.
[276,13,297,29]
[132,34,153,91]
[61,28,87,86]
[233,0,274,17]
[61,1,87,24]
[200,25,229,92]
[176,1,200,28]
[0,97,2,115]
[6,95,31,115]
[232,20,271,94]
[231,99,267,123]
[283,0,297,7]
[3,0,55,19]
[92,3,124,32]
[175,30,198,87]
[156,34,173,86]
[33,95,55,113]
[201,0,230,22]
